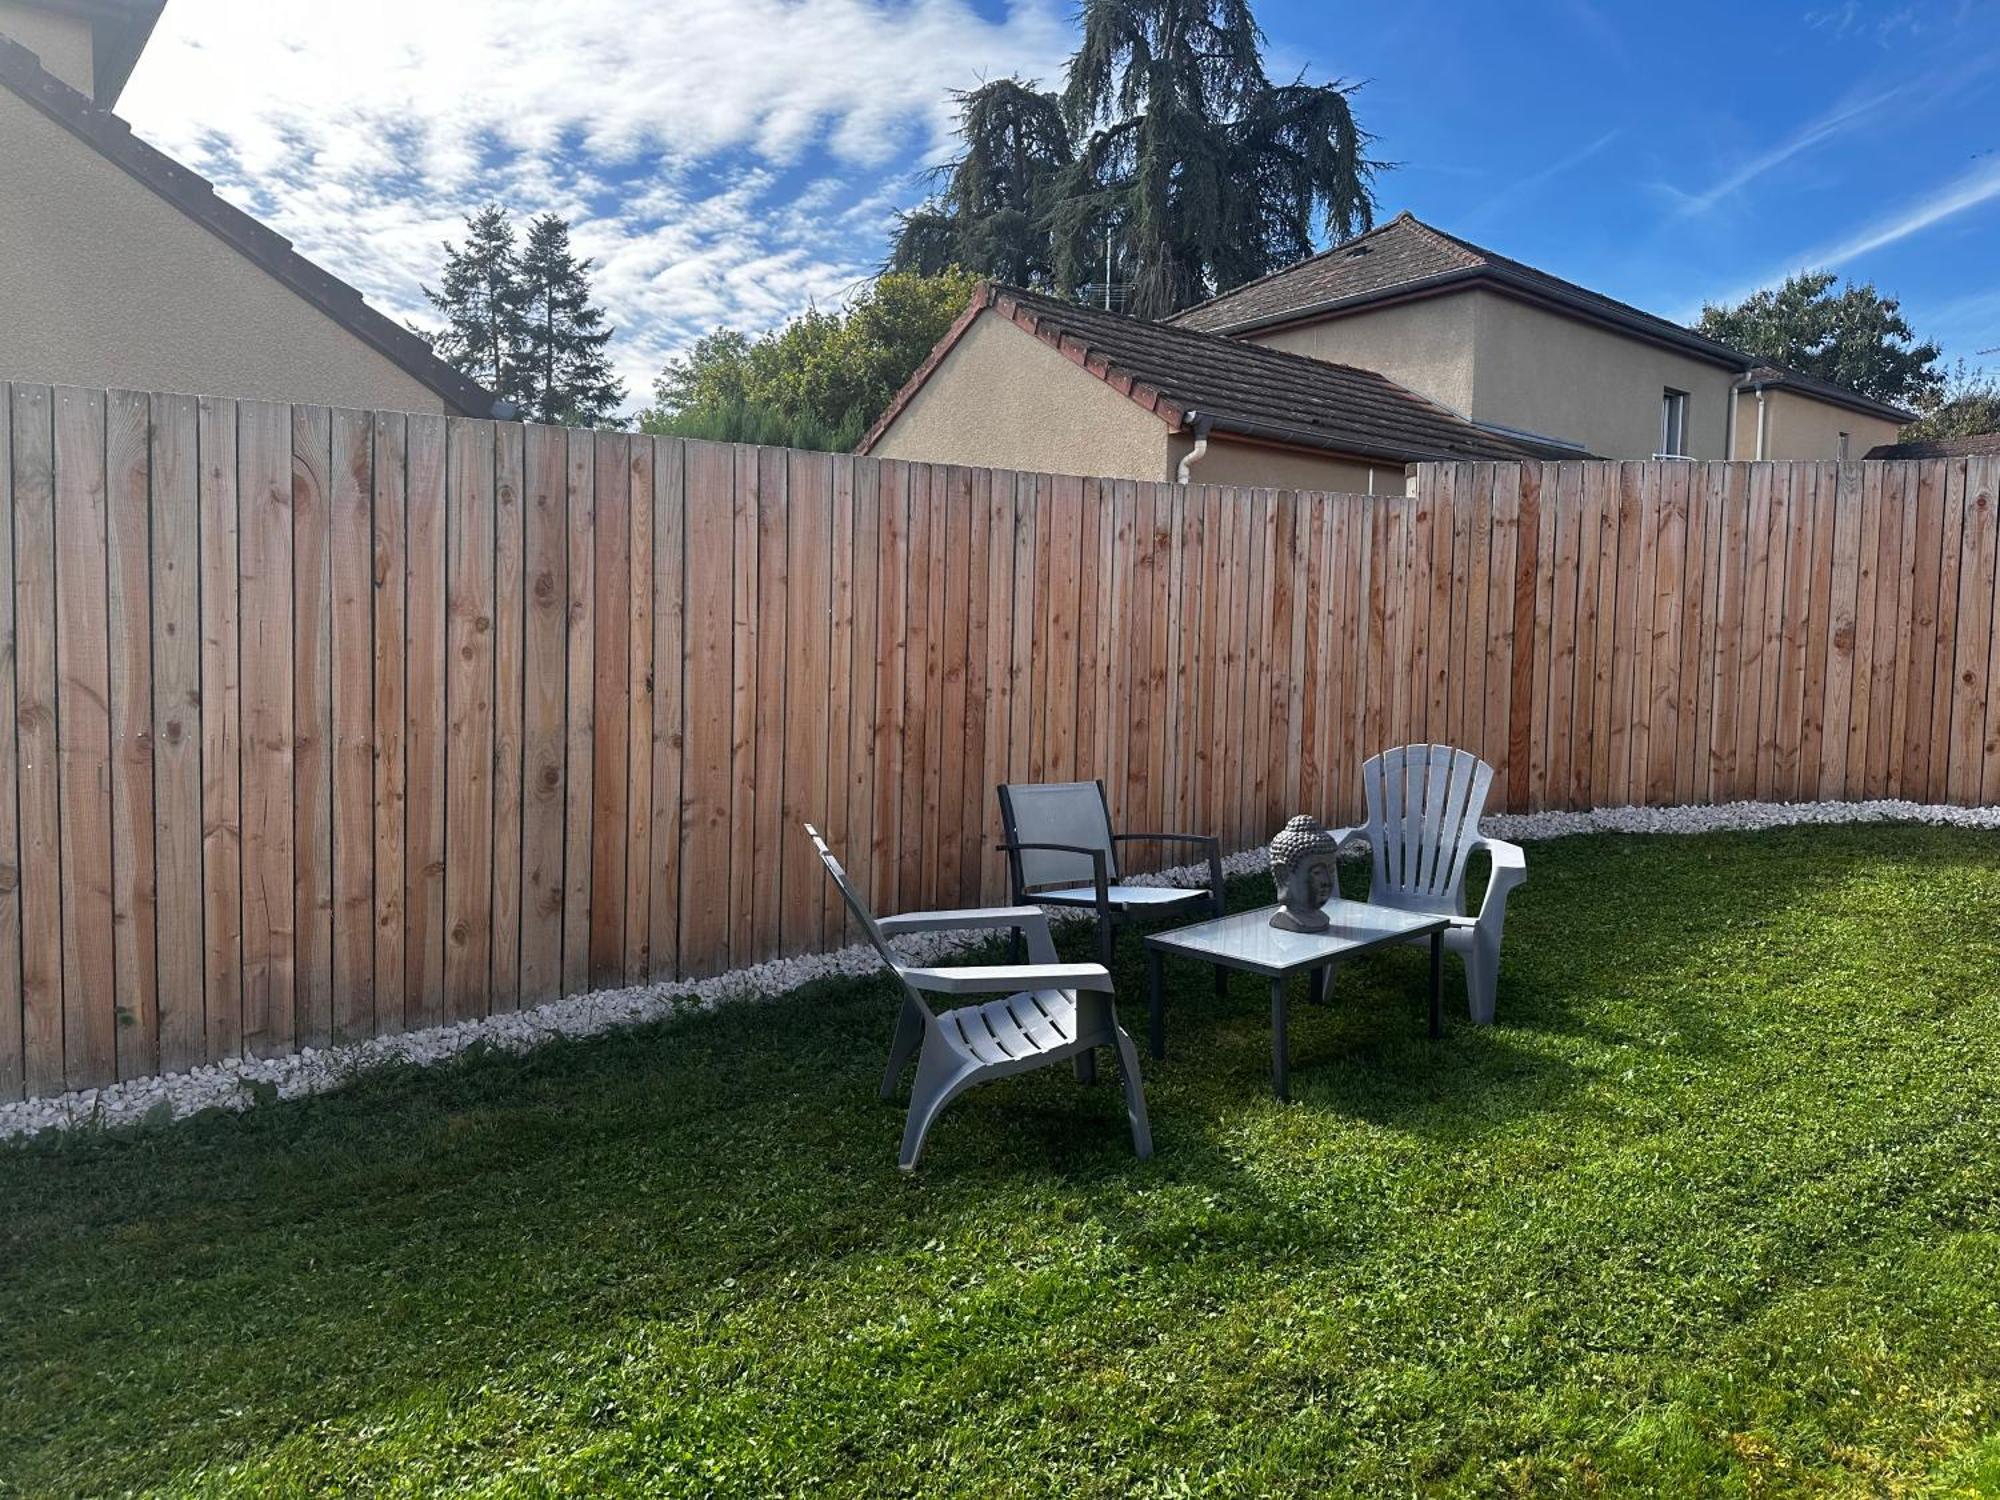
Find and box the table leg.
[1429,929,1443,1041]
[1309,966,1328,1006]
[1146,948,1165,1060]
[1270,977,1290,1101]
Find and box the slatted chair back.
[1360,745,1495,915]
[998,780,1119,889]
[804,823,904,976]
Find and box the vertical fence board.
[13,386,62,1094]
[443,421,496,1022]
[518,427,568,1002]
[1864,464,1907,797]
[402,414,447,1027]
[1974,461,2000,804]
[588,432,630,984]
[291,404,333,1049]
[1925,461,1965,805]
[1952,464,2000,804]
[1794,467,1834,800]
[678,441,732,977]
[239,400,296,1058]
[489,424,526,1009]
[196,396,242,1063]
[559,431,595,992]
[0,388,18,1099]
[330,409,376,1039]
[648,439,686,979]
[619,438,654,982]
[957,468,991,906]
[371,413,407,1030]
[105,391,158,1080]
[781,449,831,955]
[844,459,883,923]
[53,388,116,1088]
[1902,460,1947,801]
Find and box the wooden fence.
[1,381,1997,1099]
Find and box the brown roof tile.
[862,282,1537,467]
[1865,431,2000,460]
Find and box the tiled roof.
[0,33,499,416]
[1170,213,1487,334]
[1736,365,1918,425]
[860,282,1539,467]
[1865,431,2000,461]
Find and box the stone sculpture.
[1268,813,1338,931]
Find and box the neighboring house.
[1865,431,2000,461]
[867,213,1913,490]
[0,0,496,415]
[1172,214,1911,465]
[860,283,1538,495]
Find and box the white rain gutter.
[1176,412,1214,484]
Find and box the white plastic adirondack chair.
[805,824,1152,1172]
[1329,746,1526,1025]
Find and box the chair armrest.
[995,842,1110,911]
[902,962,1114,996]
[879,904,1058,964]
[1467,837,1526,924]
[1328,826,1368,852]
[1113,831,1223,898]
[877,905,1049,937]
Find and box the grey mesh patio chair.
[1328,745,1527,1025]
[997,781,1224,980]
[804,824,1152,1172]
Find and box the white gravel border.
[5,797,1995,1143]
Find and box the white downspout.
[1755,389,1769,461]
[1176,412,1213,484]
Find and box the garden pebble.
[5,797,1994,1143]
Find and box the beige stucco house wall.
[1241,288,1735,461]
[1729,387,1902,462]
[1239,285,1912,465]
[1247,294,1480,426]
[0,2,86,90]
[0,84,451,411]
[1463,292,1734,459]
[868,310,1174,481]
[1166,433,1392,495]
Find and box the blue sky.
[119,0,2000,413]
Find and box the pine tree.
[517,214,625,426]
[889,0,1378,319]
[424,205,528,400]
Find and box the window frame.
[1659,387,1690,458]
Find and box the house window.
[1839,431,1851,460]
[1660,388,1689,457]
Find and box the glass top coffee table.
[1143,899,1451,1100]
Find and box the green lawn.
[5,825,2000,1497]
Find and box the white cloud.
[1670,83,1904,219]
[1798,156,2000,269]
[1691,156,2000,318]
[1462,128,1619,225]
[116,0,1073,409]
